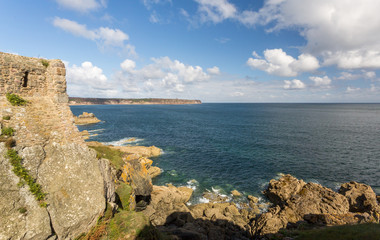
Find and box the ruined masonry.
[0,52,106,240]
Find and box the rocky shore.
[69,97,202,105]
[74,112,101,125]
[84,138,380,239]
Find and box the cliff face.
[0,52,105,239]
[69,97,202,105]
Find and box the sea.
[71,103,380,204]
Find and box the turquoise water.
[71,103,380,202]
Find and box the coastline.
[69,97,202,105]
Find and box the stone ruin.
[0,51,67,103]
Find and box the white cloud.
[55,0,106,12]
[117,57,213,94]
[207,66,220,75]
[231,91,244,97]
[283,79,306,90]
[346,86,361,93]
[53,17,133,54]
[336,70,377,81]
[309,76,331,88]
[191,0,380,70]
[65,61,119,97]
[249,0,380,69]
[120,59,136,73]
[247,49,319,77]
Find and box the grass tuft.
[41,59,49,67]
[2,127,15,137]
[2,115,11,120]
[6,149,47,207]
[6,93,28,106]
[89,145,125,170]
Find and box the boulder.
[287,182,349,217]
[231,190,242,197]
[121,159,153,197]
[264,174,306,206]
[147,166,162,179]
[142,185,193,226]
[338,181,379,213]
[39,143,105,239]
[115,145,162,158]
[0,144,52,239]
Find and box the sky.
[1,0,380,102]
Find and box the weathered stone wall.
[0,52,67,103]
[0,52,106,239]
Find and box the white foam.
[198,197,210,204]
[102,137,144,146]
[185,179,199,191]
[88,128,105,133]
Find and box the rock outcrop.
[74,112,101,125]
[252,174,379,237]
[0,52,106,239]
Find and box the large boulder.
[338,181,379,213]
[254,175,350,236]
[142,185,193,226]
[287,182,349,217]
[39,143,105,239]
[0,144,52,239]
[264,174,306,206]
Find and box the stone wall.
[0,52,67,103]
[0,52,106,239]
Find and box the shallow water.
[71,103,380,203]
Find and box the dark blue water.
[71,103,380,202]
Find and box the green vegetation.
[18,207,27,214]
[2,115,11,120]
[89,146,125,170]
[276,223,380,240]
[1,127,14,137]
[6,93,28,106]
[6,149,47,207]
[115,182,132,210]
[41,59,49,67]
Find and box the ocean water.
[71,103,380,203]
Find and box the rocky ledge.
[74,112,101,125]
[140,174,380,239]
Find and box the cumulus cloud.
[247,49,319,77]
[53,17,134,54]
[250,0,380,69]
[117,57,213,93]
[207,66,220,75]
[65,61,119,97]
[309,76,331,88]
[283,79,306,90]
[194,0,237,23]
[55,0,106,12]
[192,0,380,70]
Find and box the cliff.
[0,52,106,239]
[69,97,202,105]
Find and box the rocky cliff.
[0,52,106,239]
[69,97,202,105]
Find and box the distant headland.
[68,97,202,105]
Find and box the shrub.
[5,137,16,149]
[6,93,28,106]
[41,59,49,67]
[6,149,47,207]
[2,127,14,137]
[115,183,132,210]
[2,115,11,120]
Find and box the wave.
[101,137,144,146]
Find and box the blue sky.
[1,0,380,102]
